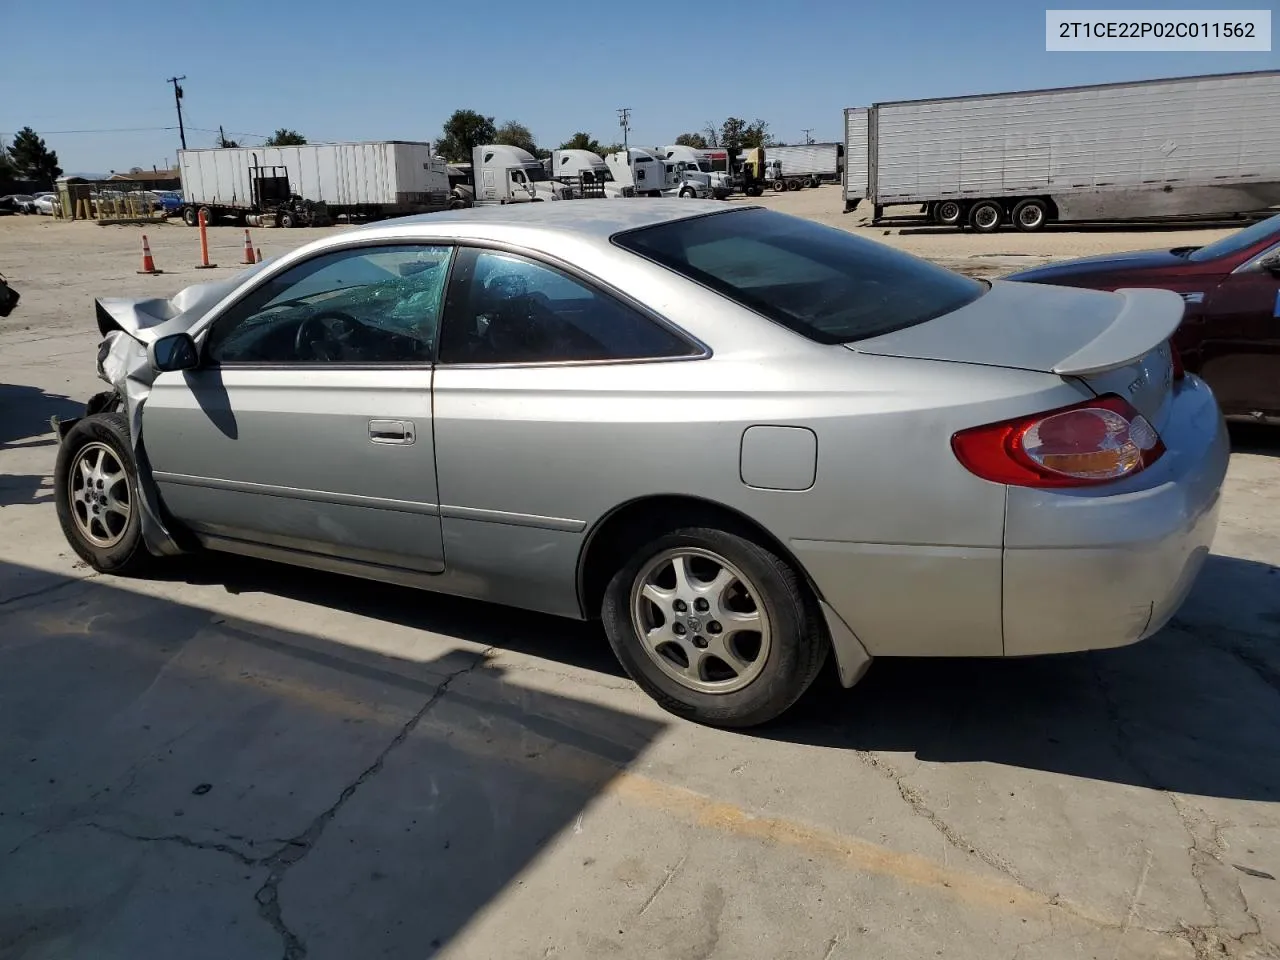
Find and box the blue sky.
[1,0,1274,173]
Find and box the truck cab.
[471,145,573,204]
[551,149,628,198]
[661,145,733,198]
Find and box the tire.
[182,206,199,227]
[678,187,695,199]
[54,412,151,576]
[747,186,763,197]
[772,180,785,192]
[787,179,802,191]
[602,526,828,728]
[934,200,963,226]
[279,211,296,228]
[968,200,1002,233]
[1012,198,1048,232]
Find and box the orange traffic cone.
[241,229,257,265]
[137,234,162,275]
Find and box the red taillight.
[952,394,1165,488]
[1169,340,1186,381]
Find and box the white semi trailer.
[760,143,843,191]
[843,69,1280,232]
[176,141,450,227]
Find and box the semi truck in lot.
[176,141,451,227]
[843,70,1280,232]
[469,145,575,204]
[659,145,733,198]
[604,148,714,198]
[761,143,843,191]
[549,149,630,198]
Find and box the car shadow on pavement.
[166,552,629,679]
[0,383,84,448]
[767,552,1280,803]
[1229,422,1280,458]
[0,559,663,959]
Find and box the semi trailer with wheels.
[176,141,451,227]
[761,143,843,191]
[843,69,1280,232]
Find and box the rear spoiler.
[1051,288,1184,377]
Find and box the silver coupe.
[54,201,1228,726]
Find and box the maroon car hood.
[1005,247,1191,283]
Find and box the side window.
[438,249,697,365]
[204,244,452,364]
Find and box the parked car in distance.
[8,194,37,213]
[153,191,184,216]
[1007,212,1280,423]
[32,194,60,215]
[0,196,23,215]
[52,202,1226,727]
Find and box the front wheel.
[602,527,828,727]
[678,187,695,199]
[279,211,296,228]
[54,412,151,575]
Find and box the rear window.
[614,208,985,344]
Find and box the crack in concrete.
[1090,655,1278,959]
[852,749,1028,888]
[251,646,494,960]
[84,821,260,867]
[0,573,98,610]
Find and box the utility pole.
[167,76,187,150]
[617,107,631,152]
[801,128,814,144]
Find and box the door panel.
[1200,262,1280,418]
[143,242,451,572]
[146,367,443,571]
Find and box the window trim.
[196,240,459,370]
[434,240,710,369]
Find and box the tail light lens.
[1169,340,1185,381]
[952,394,1165,488]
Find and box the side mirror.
[149,332,199,373]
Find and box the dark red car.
[1007,213,1280,423]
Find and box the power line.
[0,126,177,136]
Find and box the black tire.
[968,200,1003,233]
[54,412,151,576]
[747,185,763,197]
[1012,198,1048,232]
[279,211,296,228]
[182,206,199,227]
[772,179,785,192]
[200,206,218,227]
[602,526,828,728]
[934,199,963,226]
[678,187,695,199]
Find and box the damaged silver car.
[54,203,1227,727]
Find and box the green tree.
[265,128,307,146]
[742,119,773,149]
[8,127,61,183]
[0,141,18,180]
[674,132,708,149]
[437,109,497,162]
[558,132,606,155]
[494,120,538,156]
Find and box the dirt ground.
[1,200,1278,960]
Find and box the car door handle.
[369,420,415,445]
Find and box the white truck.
[843,69,1280,232]
[470,144,576,204]
[176,141,450,227]
[660,145,733,198]
[762,143,843,191]
[549,149,630,198]
[605,148,713,198]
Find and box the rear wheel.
[1012,198,1048,232]
[602,527,828,727]
[934,200,963,226]
[54,412,151,576]
[182,206,199,227]
[968,200,1003,233]
[772,179,785,192]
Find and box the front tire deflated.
[602,526,828,727]
[54,412,151,575]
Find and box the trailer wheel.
[199,206,217,227]
[182,207,199,227]
[788,179,803,191]
[968,200,1002,233]
[934,200,963,226]
[772,180,786,192]
[809,178,820,189]
[1012,198,1048,232]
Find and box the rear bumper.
[1002,374,1227,655]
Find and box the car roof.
[351,199,747,242]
